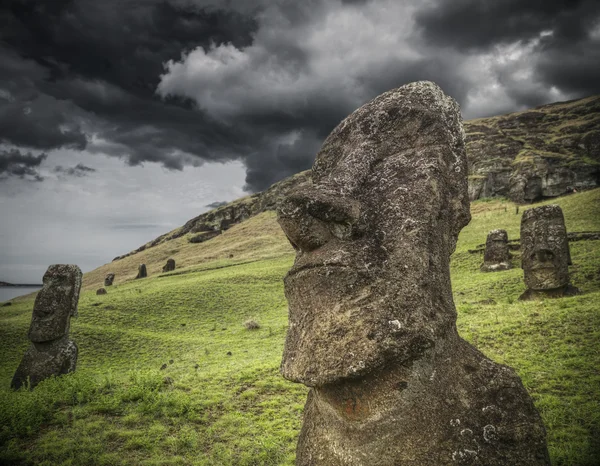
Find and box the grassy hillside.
[1,189,599,465]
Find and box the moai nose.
[535,249,554,263]
[277,188,360,253]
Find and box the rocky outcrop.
[466,95,600,203]
[278,81,549,465]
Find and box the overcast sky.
[1,0,599,283]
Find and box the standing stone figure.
[480,229,512,272]
[11,264,82,390]
[136,264,147,279]
[277,82,549,465]
[162,258,176,272]
[104,273,115,286]
[519,205,579,300]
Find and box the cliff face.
[114,95,599,261]
[465,95,600,203]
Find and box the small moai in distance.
[136,264,147,279]
[480,229,511,272]
[162,258,175,272]
[96,288,107,295]
[11,264,82,390]
[519,205,579,300]
[104,273,115,286]
[277,81,550,465]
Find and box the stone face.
[480,229,512,272]
[277,81,549,465]
[136,264,147,279]
[12,264,82,390]
[519,205,579,300]
[104,273,115,286]
[162,258,176,272]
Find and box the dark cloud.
[1,0,599,192]
[54,163,96,177]
[0,149,47,181]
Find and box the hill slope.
[1,189,599,465]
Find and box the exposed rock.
[189,230,221,244]
[277,81,549,465]
[519,205,579,300]
[96,288,107,295]
[480,229,512,272]
[104,273,115,286]
[162,258,175,272]
[466,96,600,203]
[11,264,82,390]
[136,264,147,279]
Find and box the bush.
[244,319,260,330]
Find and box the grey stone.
[162,258,176,272]
[277,81,549,465]
[136,264,147,279]
[104,273,115,286]
[11,264,82,390]
[480,229,512,272]
[519,205,579,300]
[96,288,107,295]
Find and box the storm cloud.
[0,149,47,181]
[1,0,599,191]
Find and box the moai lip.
[278,81,550,465]
[12,264,82,390]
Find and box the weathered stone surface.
[136,264,147,279]
[519,205,579,300]
[96,288,107,295]
[480,229,512,272]
[104,273,115,286]
[11,264,82,390]
[189,230,221,243]
[162,258,176,272]
[278,81,549,465]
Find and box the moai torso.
[519,205,579,300]
[277,81,550,465]
[481,229,511,272]
[11,264,82,390]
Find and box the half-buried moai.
[480,229,512,272]
[136,264,147,279]
[11,264,82,390]
[277,81,549,465]
[104,273,115,286]
[162,258,175,272]
[519,205,579,300]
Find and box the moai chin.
[11,264,82,390]
[277,81,550,465]
[519,205,579,300]
[480,229,511,272]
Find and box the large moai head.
[104,273,115,286]
[521,205,571,290]
[28,264,82,343]
[277,82,470,387]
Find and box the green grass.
[1,189,600,465]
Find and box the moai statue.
[136,264,147,279]
[480,229,511,272]
[11,264,82,390]
[96,288,107,295]
[277,82,549,465]
[162,258,176,272]
[104,273,115,286]
[519,205,579,300]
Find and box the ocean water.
[0,286,41,303]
